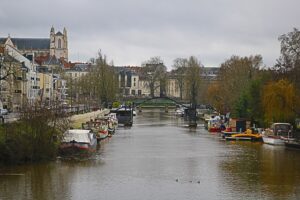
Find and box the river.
[1,109,300,200]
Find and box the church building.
[0,26,68,61]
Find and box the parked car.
[0,108,8,115]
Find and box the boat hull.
[97,131,109,140]
[59,142,97,156]
[221,131,239,138]
[226,134,262,142]
[262,136,285,145]
[209,127,221,133]
[285,139,300,149]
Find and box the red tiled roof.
[35,55,50,65]
[61,59,75,69]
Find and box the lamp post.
[0,55,3,123]
[20,62,28,109]
[0,55,4,107]
[147,72,154,97]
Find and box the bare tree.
[185,56,203,106]
[0,53,28,110]
[275,28,300,90]
[0,100,70,163]
[141,57,167,97]
[172,58,188,100]
[97,51,118,106]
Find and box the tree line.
[60,28,300,127]
[205,28,300,127]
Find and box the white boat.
[60,129,97,155]
[175,108,185,117]
[262,123,292,145]
[262,135,285,145]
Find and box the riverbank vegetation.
[64,51,118,108]
[205,28,300,127]
[0,102,69,164]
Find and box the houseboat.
[110,107,133,126]
[262,123,293,145]
[59,129,97,155]
[205,116,222,133]
[82,117,109,140]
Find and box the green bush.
[112,101,121,108]
[0,102,69,164]
[0,121,61,164]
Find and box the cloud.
[1,0,300,68]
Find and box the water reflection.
[0,109,300,200]
[220,142,300,199]
[0,162,72,200]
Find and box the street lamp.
[0,55,5,107]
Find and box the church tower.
[50,26,55,56]
[63,27,68,61]
[49,26,68,61]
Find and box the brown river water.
[1,109,300,200]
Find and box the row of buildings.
[0,27,69,111]
[0,27,219,111]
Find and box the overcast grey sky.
[1,0,300,68]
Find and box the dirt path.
[70,109,110,128]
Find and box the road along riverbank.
[70,109,110,128]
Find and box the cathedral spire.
[50,26,55,34]
[63,27,67,36]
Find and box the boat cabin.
[110,107,133,126]
[266,123,293,137]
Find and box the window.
[58,39,61,48]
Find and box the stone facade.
[0,27,69,111]
[50,27,68,61]
[0,26,68,62]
